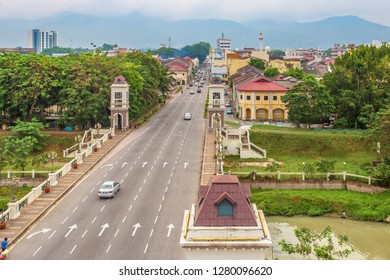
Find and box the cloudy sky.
[0,0,389,26]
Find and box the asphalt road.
[10,83,207,260]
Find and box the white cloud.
[0,0,389,26]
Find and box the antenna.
[168,37,172,48]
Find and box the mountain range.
[1,13,390,50]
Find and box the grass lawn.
[224,126,376,175]
[251,189,390,222]
[0,184,35,209]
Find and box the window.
[115,92,122,99]
[264,96,269,101]
[240,95,243,100]
[246,95,251,100]
[218,199,233,216]
[273,96,277,101]
[256,96,260,101]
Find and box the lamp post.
[47,151,58,172]
[74,135,82,153]
[11,175,18,202]
[343,162,346,172]
[302,162,305,181]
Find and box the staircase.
[222,127,266,159]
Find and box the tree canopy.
[281,77,335,128]
[322,45,390,129]
[150,41,211,62]
[0,51,170,127]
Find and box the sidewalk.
[3,130,131,248]
[201,127,216,185]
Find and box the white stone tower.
[110,76,129,130]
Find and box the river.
[265,216,390,260]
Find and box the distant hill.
[0,13,389,50]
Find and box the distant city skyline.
[0,0,389,27]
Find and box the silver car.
[98,181,121,198]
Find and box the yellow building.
[228,56,250,77]
[268,59,301,73]
[237,77,288,120]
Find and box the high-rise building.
[216,33,231,50]
[27,29,58,53]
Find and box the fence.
[228,171,377,185]
[0,170,50,179]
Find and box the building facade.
[217,33,231,50]
[237,77,288,120]
[27,29,58,53]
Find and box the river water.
[265,216,390,260]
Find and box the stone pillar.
[251,92,256,120]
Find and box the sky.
[0,0,389,26]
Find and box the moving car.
[226,108,233,114]
[225,102,231,107]
[184,113,192,120]
[190,90,194,94]
[197,88,201,93]
[98,181,121,198]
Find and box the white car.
[98,181,121,198]
[184,113,192,120]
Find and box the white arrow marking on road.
[27,228,51,239]
[184,162,189,168]
[64,224,78,238]
[99,223,109,237]
[121,162,128,168]
[132,223,141,236]
[100,164,113,169]
[142,162,148,167]
[163,162,168,168]
[167,224,175,237]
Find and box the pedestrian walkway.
[3,130,131,248]
[201,127,216,185]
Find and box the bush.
[333,117,349,129]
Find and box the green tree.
[281,77,335,128]
[249,58,265,71]
[367,107,390,157]
[323,45,390,128]
[264,67,280,78]
[2,136,36,171]
[32,152,49,169]
[9,119,48,151]
[283,68,307,80]
[0,153,8,172]
[279,226,354,260]
[269,49,285,58]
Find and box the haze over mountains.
[1,13,389,50]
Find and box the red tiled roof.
[237,77,288,92]
[194,175,258,227]
[166,62,188,72]
[113,76,127,85]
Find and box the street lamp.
[74,135,82,153]
[11,175,18,202]
[47,151,58,171]
[343,162,346,172]
[302,162,305,172]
